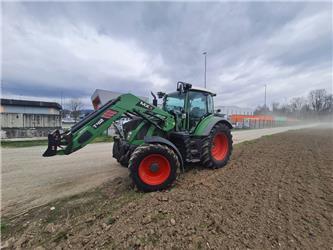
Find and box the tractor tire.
[112,139,128,167]
[129,143,179,192]
[201,123,233,169]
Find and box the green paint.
[47,85,224,157]
[193,114,215,136]
[55,93,175,155]
[129,121,146,142]
[146,124,156,137]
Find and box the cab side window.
[189,91,207,118]
[207,94,214,114]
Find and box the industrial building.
[216,105,254,116]
[0,99,62,138]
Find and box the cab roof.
[190,86,216,96]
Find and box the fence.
[230,115,299,129]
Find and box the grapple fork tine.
[43,130,61,157]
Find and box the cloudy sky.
[1,1,332,109]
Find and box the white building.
[216,106,254,116]
[91,89,149,110]
[0,99,62,138]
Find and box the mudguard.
[144,136,184,172]
[194,115,233,136]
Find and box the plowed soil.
[2,127,333,249]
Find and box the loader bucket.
[43,130,61,157]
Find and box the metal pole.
[264,84,267,110]
[203,52,207,88]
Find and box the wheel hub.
[211,133,229,161]
[138,154,171,186]
[150,163,159,173]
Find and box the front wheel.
[129,144,179,192]
[201,123,233,169]
[112,138,129,167]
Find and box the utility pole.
[203,52,207,88]
[264,84,267,110]
[60,91,63,108]
[60,91,63,120]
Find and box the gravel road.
[1,124,317,216]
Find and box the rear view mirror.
[157,92,165,98]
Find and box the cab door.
[187,91,213,131]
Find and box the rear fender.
[144,136,184,172]
[194,115,233,136]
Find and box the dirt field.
[1,124,318,217]
[2,127,332,249]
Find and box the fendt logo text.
[137,101,154,110]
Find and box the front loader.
[43,82,233,191]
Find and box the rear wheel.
[129,144,179,192]
[201,123,233,168]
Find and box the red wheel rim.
[211,133,229,161]
[138,154,171,185]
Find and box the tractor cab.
[162,82,216,132]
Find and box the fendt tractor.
[43,82,233,191]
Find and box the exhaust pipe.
[43,130,61,157]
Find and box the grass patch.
[53,230,68,242]
[1,221,8,234]
[1,135,113,148]
[44,207,64,224]
[1,139,48,148]
[106,215,116,225]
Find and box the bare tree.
[254,105,270,115]
[280,103,292,115]
[323,94,333,113]
[290,97,305,112]
[290,97,307,119]
[68,98,83,122]
[308,89,327,113]
[269,89,331,120]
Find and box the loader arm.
[43,93,175,157]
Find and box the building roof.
[1,98,62,110]
[91,89,124,102]
[91,89,149,109]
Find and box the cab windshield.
[163,92,185,112]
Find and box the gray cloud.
[1,2,332,108]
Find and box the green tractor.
[43,82,233,191]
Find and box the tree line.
[60,98,84,122]
[254,89,333,121]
